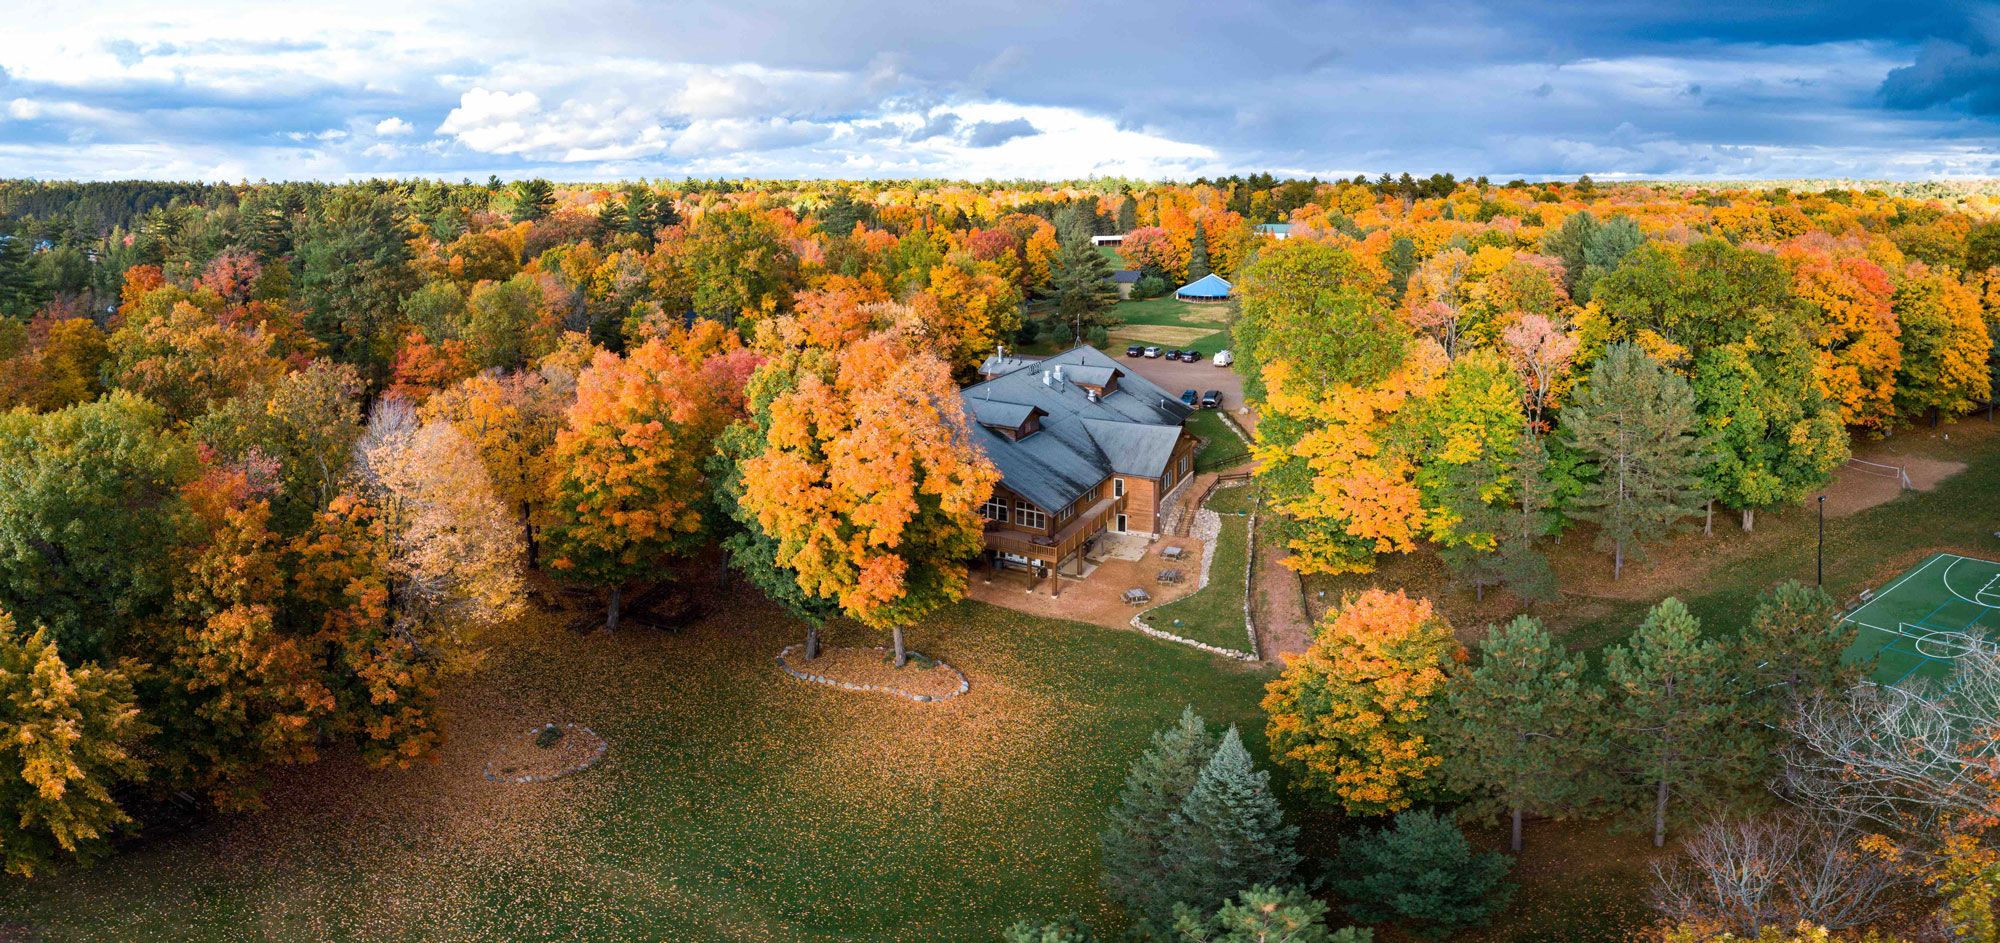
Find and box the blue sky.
[1,0,1997,181]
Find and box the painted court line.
[1843,554,1943,625]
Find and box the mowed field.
[0,597,1272,942]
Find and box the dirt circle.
[775,644,969,702]
[482,723,608,784]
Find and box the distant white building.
[1091,234,1125,246]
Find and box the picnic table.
[1157,568,1184,585]
[1160,546,1185,561]
[1123,588,1152,605]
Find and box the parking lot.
[1115,348,1255,435]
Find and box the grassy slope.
[1188,408,1251,474]
[0,600,1273,943]
[1145,491,1256,655]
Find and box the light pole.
[1816,494,1826,587]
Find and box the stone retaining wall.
[775,645,970,703]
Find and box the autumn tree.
[107,300,286,424]
[421,370,568,567]
[1605,598,1751,847]
[353,402,526,638]
[1892,263,1991,423]
[544,333,744,629]
[1263,588,1462,815]
[1786,249,1900,431]
[1562,343,1709,579]
[738,330,997,664]
[0,610,151,877]
[1438,616,1604,851]
[911,263,1022,375]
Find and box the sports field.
[1844,552,2000,686]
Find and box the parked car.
[1125,344,1144,357]
[1201,389,1223,409]
[1171,349,1192,362]
[1186,350,1204,362]
[1213,349,1234,367]
[1143,346,1162,358]
[1180,388,1199,406]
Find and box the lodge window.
[1180,454,1191,477]
[982,498,1010,523]
[1014,502,1047,530]
[1113,477,1125,498]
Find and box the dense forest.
[0,171,1997,910]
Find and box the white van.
[1212,349,1234,367]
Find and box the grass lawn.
[1143,491,1256,655]
[1112,297,1232,329]
[0,596,1274,943]
[1187,407,1252,473]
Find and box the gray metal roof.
[961,345,1191,510]
[1111,270,1142,283]
[968,399,1042,430]
[978,353,1042,377]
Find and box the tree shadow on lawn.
[0,595,1275,943]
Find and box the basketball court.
[1843,552,2000,687]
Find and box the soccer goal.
[1848,458,1914,490]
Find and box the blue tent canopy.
[1174,273,1233,299]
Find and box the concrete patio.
[966,532,1210,629]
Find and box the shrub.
[1331,810,1514,939]
[1134,274,1170,299]
[1001,915,1099,942]
[1172,885,1372,942]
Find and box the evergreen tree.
[1117,195,1139,233]
[1539,211,1642,303]
[295,190,419,384]
[1187,223,1212,281]
[1604,597,1750,847]
[1383,236,1418,302]
[1039,235,1120,342]
[1438,616,1604,851]
[1163,727,1302,920]
[1102,706,1221,929]
[1561,342,1709,579]
[1002,916,1100,943]
[1736,580,1858,763]
[0,611,152,877]
[1332,810,1514,939]
[1055,201,1097,246]
[510,178,555,223]
[1172,885,1372,943]
[0,235,41,320]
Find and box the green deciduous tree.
[1331,809,1515,939]
[0,393,196,659]
[1605,598,1751,847]
[1562,342,1709,579]
[1438,616,1604,851]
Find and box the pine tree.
[0,235,39,320]
[1437,616,1604,851]
[1332,810,1515,939]
[1562,342,1709,579]
[510,178,555,223]
[0,611,152,877]
[1604,597,1749,847]
[1117,195,1139,233]
[1736,580,1858,765]
[1102,706,1222,929]
[1172,885,1372,943]
[1002,916,1101,943]
[1187,223,1212,281]
[1038,235,1119,341]
[1163,727,1302,919]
